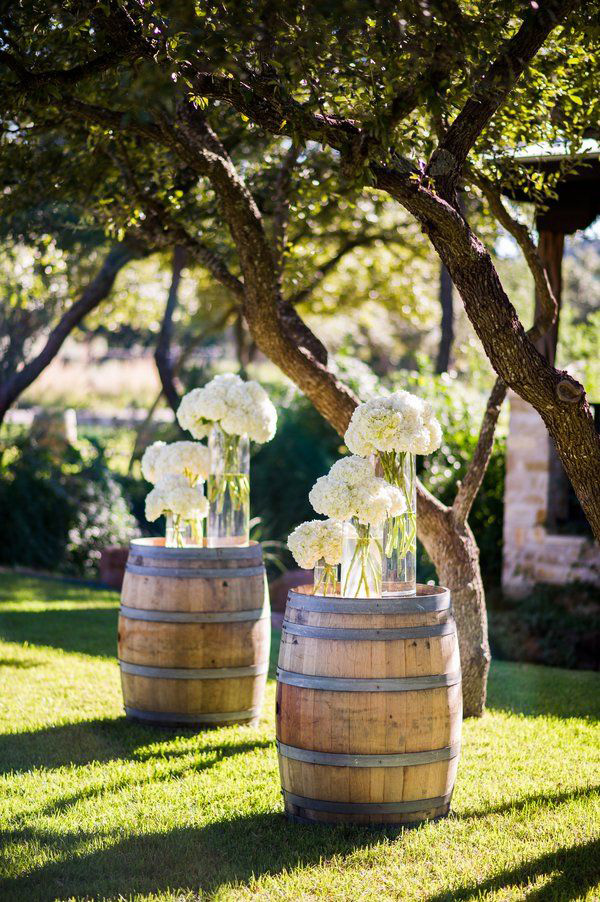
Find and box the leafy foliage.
[250,396,342,549]
[0,435,137,575]
[489,582,600,671]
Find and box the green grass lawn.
[0,573,598,901]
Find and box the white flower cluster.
[287,518,343,570]
[309,456,406,527]
[177,373,277,443]
[344,391,442,457]
[141,441,210,484]
[145,474,209,522]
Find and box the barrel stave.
[278,756,459,806]
[118,616,269,668]
[276,585,462,826]
[118,539,270,727]
[121,672,265,720]
[121,570,265,614]
[276,684,462,754]
[277,633,460,679]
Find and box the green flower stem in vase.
[165,512,203,548]
[207,424,250,547]
[376,450,417,596]
[341,518,383,598]
[313,558,339,597]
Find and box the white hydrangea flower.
[176,374,277,443]
[287,518,343,569]
[140,441,167,483]
[308,456,406,526]
[141,441,210,484]
[345,390,442,457]
[145,474,209,521]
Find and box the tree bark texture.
[435,263,454,373]
[534,229,564,366]
[155,245,186,414]
[418,492,489,718]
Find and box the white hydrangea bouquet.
[176,374,277,546]
[142,441,210,547]
[308,456,405,598]
[287,518,343,596]
[344,390,442,596]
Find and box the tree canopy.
[2,0,600,715]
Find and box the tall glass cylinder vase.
[165,512,203,548]
[377,451,417,596]
[313,558,339,597]
[341,518,383,598]
[207,424,250,546]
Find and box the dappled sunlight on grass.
[0,573,599,901]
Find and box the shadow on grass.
[14,737,275,826]
[2,814,598,902]
[486,661,600,721]
[425,836,600,902]
[0,812,382,902]
[0,656,42,669]
[0,607,118,658]
[461,784,600,820]
[0,716,272,775]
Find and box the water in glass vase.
[341,518,383,598]
[377,450,417,596]
[165,512,203,548]
[313,558,339,596]
[207,424,250,546]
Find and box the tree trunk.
[417,485,490,716]
[154,246,185,414]
[435,263,454,373]
[534,229,564,366]
[0,243,141,426]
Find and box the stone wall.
[502,392,600,597]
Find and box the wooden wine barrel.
[118,538,270,727]
[276,585,462,826]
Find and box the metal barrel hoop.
[119,661,269,680]
[276,668,461,692]
[282,790,453,815]
[281,621,455,641]
[124,563,264,579]
[119,604,269,624]
[276,740,461,767]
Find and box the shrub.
[0,436,137,576]
[250,396,342,550]
[489,583,600,671]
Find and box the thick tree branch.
[181,65,361,150]
[272,144,299,277]
[155,246,186,414]
[427,0,580,198]
[451,165,564,524]
[469,169,557,342]
[377,161,600,538]
[452,377,507,523]
[0,242,144,424]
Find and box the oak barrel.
[276,585,462,826]
[118,538,270,726]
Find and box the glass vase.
[313,558,339,596]
[377,450,417,596]
[165,512,203,548]
[341,518,383,598]
[207,424,250,547]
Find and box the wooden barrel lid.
[286,583,451,614]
